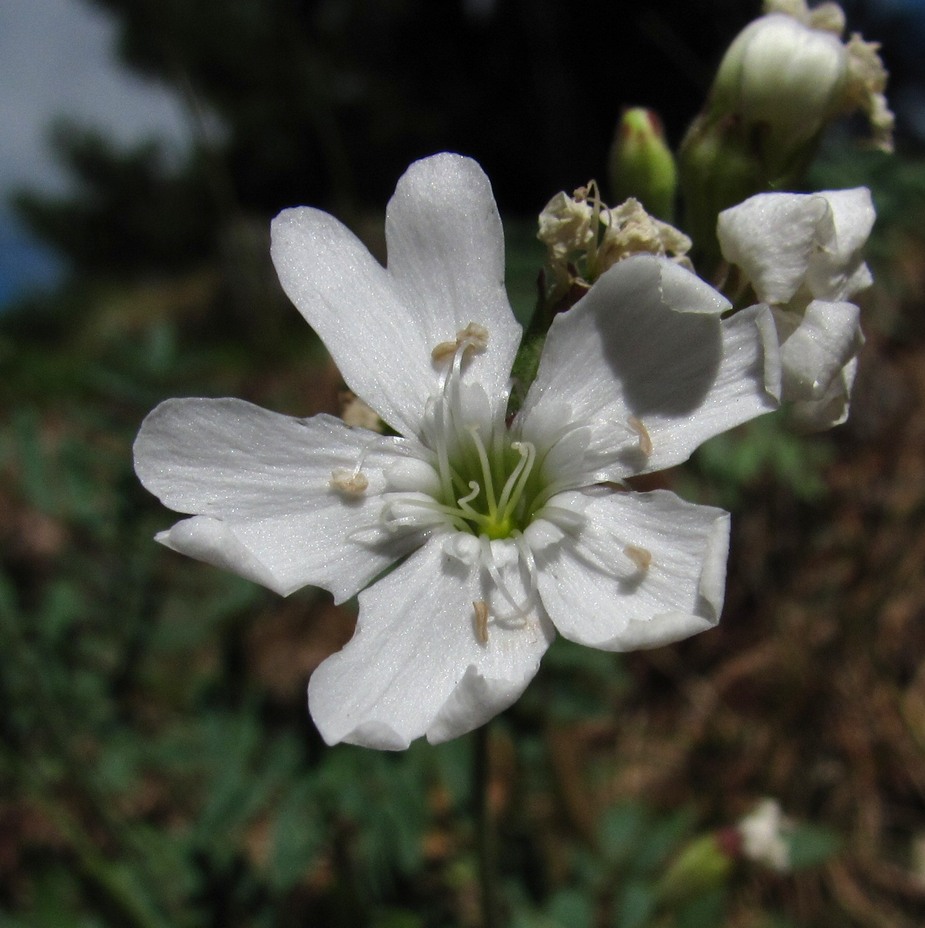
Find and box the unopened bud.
[607,108,678,221]
[657,833,734,907]
[712,14,848,174]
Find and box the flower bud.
[708,0,893,169]
[607,108,678,221]
[679,0,893,274]
[657,833,735,906]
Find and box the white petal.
[717,189,875,305]
[134,398,425,600]
[307,537,555,749]
[519,256,779,480]
[718,193,829,305]
[804,189,875,301]
[790,356,859,432]
[270,207,429,437]
[534,489,729,651]
[386,154,523,408]
[155,516,289,592]
[776,300,862,402]
[271,154,520,436]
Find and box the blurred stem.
[474,723,499,928]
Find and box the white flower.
[717,188,874,430]
[134,154,780,750]
[737,798,792,872]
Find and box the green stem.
[474,724,499,928]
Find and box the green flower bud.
[657,832,735,907]
[607,108,678,221]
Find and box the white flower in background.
[718,187,874,430]
[737,798,792,872]
[711,0,893,170]
[135,154,780,750]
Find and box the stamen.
[497,441,536,520]
[431,340,459,364]
[624,544,653,572]
[430,397,458,505]
[330,445,372,495]
[330,469,368,494]
[431,322,489,367]
[467,425,498,515]
[513,531,539,604]
[536,504,586,532]
[457,322,489,352]
[479,535,532,620]
[473,600,490,645]
[627,415,653,456]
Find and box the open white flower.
[737,798,792,872]
[718,187,874,430]
[135,154,780,750]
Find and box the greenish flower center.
[434,427,541,540]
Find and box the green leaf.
[786,823,841,870]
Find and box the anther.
[330,445,371,495]
[473,600,490,644]
[624,544,653,572]
[457,322,489,352]
[627,415,653,456]
[330,469,368,494]
[431,322,489,366]
[431,340,458,364]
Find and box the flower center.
[423,324,543,540]
[436,425,539,540]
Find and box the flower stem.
[474,723,499,928]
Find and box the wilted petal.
[775,300,862,402]
[134,398,424,600]
[791,356,859,432]
[271,154,520,436]
[534,489,728,651]
[804,189,875,300]
[519,256,778,479]
[308,539,555,749]
[718,194,829,304]
[718,189,874,305]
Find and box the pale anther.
[430,340,459,364]
[330,467,369,495]
[624,544,653,572]
[457,322,489,352]
[627,415,653,456]
[473,600,490,644]
[430,321,489,365]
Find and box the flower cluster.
[718,187,874,430]
[135,154,782,749]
